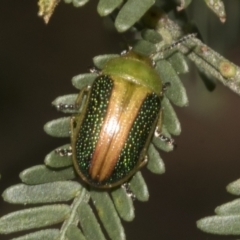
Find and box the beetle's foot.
[56,103,78,111]
[120,49,128,55]
[159,134,176,148]
[120,46,133,56]
[154,126,161,138]
[55,147,72,156]
[89,66,100,74]
[121,182,136,201]
[162,82,171,92]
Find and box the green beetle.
[68,50,163,188]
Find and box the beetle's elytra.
[71,51,163,188]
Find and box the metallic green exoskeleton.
[71,51,163,188]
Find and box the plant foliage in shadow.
[197,178,240,236]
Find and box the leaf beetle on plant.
[54,34,195,189]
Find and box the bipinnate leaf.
[44,144,72,168]
[20,165,75,184]
[147,143,165,174]
[115,0,155,32]
[111,187,135,222]
[197,215,240,235]
[179,37,240,96]
[0,205,70,234]
[90,190,126,240]
[78,202,106,240]
[3,181,81,204]
[197,178,240,236]
[44,117,70,137]
[11,229,60,240]
[129,171,149,202]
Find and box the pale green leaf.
[0,205,70,234]
[129,171,149,202]
[66,224,86,240]
[111,187,135,222]
[12,229,60,240]
[132,39,156,56]
[162,97,181,136]
[115,0,155,32]
[227,178,240,196]
[44,144,72,168]
[72,73,97,90]
[44,117,70,137]
[72,0,89,7]
[152,125,174,152]
[52,94,78,113]
[167,52,189,74]
[78,202,106,240]
[97,0,123,16]
[204,0,226,23]
[20,165,76,184]
[147,143,165,174]
[155,60,189,107]
[215,199,240,215]
[141,29,162,44]
[3,181,81,204]
[93,54,119,69]
[90,190,126,240]
[197,215,240,235]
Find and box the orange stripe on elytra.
[89,79,148,182]
[89,80,125,180]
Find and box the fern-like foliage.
[39,0,227,29]
[1,1,240,240]
[0,17,185,240]
[197,178,240,235]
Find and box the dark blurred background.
[1,1,240,239]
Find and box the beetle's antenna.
[151,33,197,61]
[161,33,197,53]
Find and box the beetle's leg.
[138,155,148,169]
[154,109,176,147]
[162,82,171,92]
[120,45,133,56]
[89,66,100,74]
[70,115,78,139]
[55,146,72,156]
[56,103,76,111]
[56,86,90,111]
[74,86,90,110]
[121,182,136,200]
[155,109,163,137]
[159,134,175,146]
